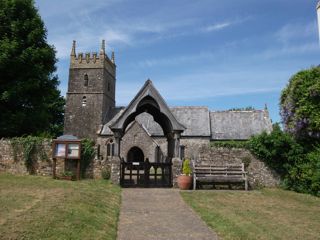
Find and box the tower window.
[84,74,89,86]
[82,96,87,107]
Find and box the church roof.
[100,107,272,140]
[100,108,125,135]
[210,110,272,140]
[171,107,211,137]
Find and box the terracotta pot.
[177,175,192,190]
[60,176,73,181]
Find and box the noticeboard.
[52,140,81,159]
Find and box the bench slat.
[193,163,248,191]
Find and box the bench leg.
[245,179,248,191]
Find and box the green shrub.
[81,139,95,178]
[210,140,248,149]
[247,124,320,196]
[101,167,111,180]
[247,124,304,177]
[284,146,320,196]
[62,171,74,177]
[182,159,192,175]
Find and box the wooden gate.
[120,160,172,188]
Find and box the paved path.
[117,188,219,240]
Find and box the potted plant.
[177,159,192,190]
[60,171,75,181]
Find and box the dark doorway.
[127,147,144,163]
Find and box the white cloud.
[202,16,251,33]
[102,29,132,45]
[258,42,319,59]
[204,22,232,32]
[275,22,317,43]
[45,13,197,59]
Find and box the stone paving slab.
[117,188,219,240]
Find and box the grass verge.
[0,173,121,240]
[181,188,320,240]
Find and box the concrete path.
[117,188,219,240]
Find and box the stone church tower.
[64,40,116,139]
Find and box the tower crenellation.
[70,40,116,77]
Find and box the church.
[63,40,273,186]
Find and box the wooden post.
[53,158,56,179]
[77,159,80,180]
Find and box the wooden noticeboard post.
[52,136,82,180]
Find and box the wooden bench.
[193,163,248,190]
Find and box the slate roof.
[171,107,210,137]
[134,107,211,136]
[135,113,163,135]
[210,110,272,140]
[100,108,125,135]
[100,107,272,140]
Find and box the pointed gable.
[110,80,185,135]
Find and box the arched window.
[179,145,185,160]
[106,139,114,157]
[84,74,89,86]
[82,96,87,107]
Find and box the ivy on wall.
[210,140,249,149]
[10,136,49,174]
[80,139,95,178]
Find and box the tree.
[280,66,320,140]
[0,0,65,137]
[228,106,255,111]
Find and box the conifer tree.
[0,0,64,137]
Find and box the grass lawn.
[181,188,320,240]
[0,173,121,240]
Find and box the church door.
[127,147,144,163]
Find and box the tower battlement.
[70,40,116,77]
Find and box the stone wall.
[0,138,280,189]
[0,139,54,176]
[152,137,210,160]
[198,145,280,188]
[180,138,210,160]
[94,137,114,179]
[0,139,92,178]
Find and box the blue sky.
[35,0,320,123]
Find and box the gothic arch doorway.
[127,147,144,163]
